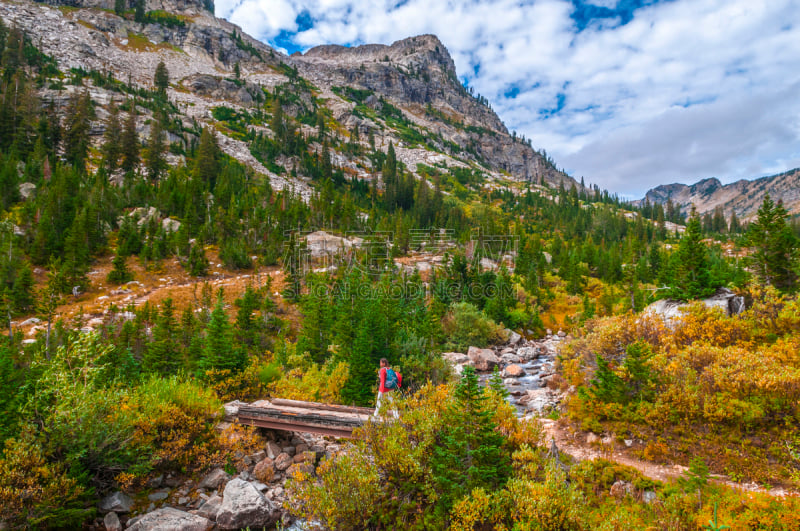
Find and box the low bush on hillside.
[287,366,800,530]
[0,333,273,524]
[560,287,800,487]
[441,302,506,351]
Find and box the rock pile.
[95,432,341,530]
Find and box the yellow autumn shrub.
[0,437,87,528]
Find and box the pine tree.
[586,354,625,403]
[622,341,654,401]
[145,298,180,374]
[11,262,35,315]
[194,126,219,189]
[712,206,726,234]
[270,96,284,140]
[145,113,166,183]
[200,297,243,374]
[728,210,741,234]
[430,365,510,516]
[120,105,140,173]
[671,206,713,300]
[0,345,20,439]
[107,252,133,284]
[102,99,122,171]
[114,0,126,16]
[487,366,508,399]
[234,285,260,351]
[37,263,65,358]
[187,243,209,276]
[154,61,169,94]
[134,0,145,22]
[745,194,798,290]
[63,91,94,172]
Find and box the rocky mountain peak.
[302,34,457,79]
[35,0,213,15]
[692,177,722,196]
[641,169,800,220]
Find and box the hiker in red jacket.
[374,358,401,418]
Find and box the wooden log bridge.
[233,398,374,438]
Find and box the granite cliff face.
[1,0,575,191]
[641,169,800,221]
[295,35,565,184]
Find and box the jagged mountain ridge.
[639,168,800,221]
[1,0,576,192]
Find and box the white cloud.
[215,0,800,196]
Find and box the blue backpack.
[384,368,399,390]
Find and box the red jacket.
[378,367,402,393]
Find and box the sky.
[215,0,800,197]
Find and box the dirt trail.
[538,418,797,498]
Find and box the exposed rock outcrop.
[215,478,277,530]
[126,507,214,531]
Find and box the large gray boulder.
[516,346,538,361]
[198,468,231,490]
[98,491,133,513]
[197,494,223,520]
[644,288,746,322]
[215,478,277,530]
[467,346,500,372]
[126,508,213,531]
[504,329,522,345]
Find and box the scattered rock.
[274,453,293,471]
[500,353,522,364]
[253,458,275,483]
[162,217,182,233]
[642,491,657,504]
[266,441,282,459]
[127,507,213,531]
[20,317,41,326]
[442,352,469,365]
[517,346,538,360]
[505,329,522,345]
[524,388,559,414]
[148,490,170,502]
[467,346,500,371]
[503,364,526,377]
[103,511,122,531]
[197,494,222,520]
[198,468,230,490]
[216,478,277,530]
[98,491,133,513]
[282,446,296,457]
[609,480,633,498]
[586,433,599,444]
[250,450,267,463]
[18,182,36,199]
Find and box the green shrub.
[442,301,505,351]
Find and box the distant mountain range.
[638,168,800,221]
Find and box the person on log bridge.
[374,358,401,418]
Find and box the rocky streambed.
[444,329,569,417]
